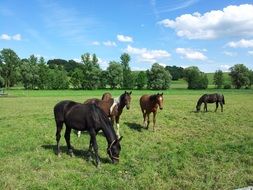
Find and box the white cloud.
[92,41,100,45]
[12,34,21,41]
[248,51,253,55]
[220,64,230,71]
[0,34,11,40]
[223,51,237,56]
[103,41,117,47]
[176,48,207,60]
[0,33,22,41]
[117,34,133,42]
[227,39,253,48]
[158,4,253,39]
[125,45,171,63]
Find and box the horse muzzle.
[112,159,119,164]
[160,107,163,110]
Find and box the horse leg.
[55,120,63,156]
[153,112,157,132]
[147,113,150,129]
[115,116,120,138]
[220,102,223,112]
[88,138,93,161]
[215,102,219,112]
[204,103,207,112]
[64,126,74,157]
[142,110,147,128]
[90,131,100,167]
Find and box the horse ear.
[161,93,163,96]
[118,136,123,141]
[157,93,159,95]
[129,91,132,95]
[125,91,127,94]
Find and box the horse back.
[54,100,79,122]
[65,104,110,131]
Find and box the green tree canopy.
[229,64,250,89]
[165,65,184,80]
[0,48,20,88]
[184,66,208,89]
[147,63,172,90]
[213,70,224,89]
[136,71,147,89]
[120,53,134,89]
[107,61,123,89]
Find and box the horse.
[101,92,112,101]
[53,100,123,166]
[196,93,225,112]
[83,91,132,137]
[140,93,164,131]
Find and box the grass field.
[0,89,252,190]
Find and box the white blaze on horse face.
[77,131,81,137]
[158,96,163,108]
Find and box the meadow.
[0,87,252,189]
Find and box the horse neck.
[115,96,125,111]
[101,124,117,145]
[197,98,203,106]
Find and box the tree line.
[0,48,252,90]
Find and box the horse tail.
[222,94,225,104]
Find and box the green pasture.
[0,89,252,190]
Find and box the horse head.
[121,91,132,110]
[107,136,123,163]
[156,93,164,110]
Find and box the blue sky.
[1,0,253,72]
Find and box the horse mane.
[91,104,117,140]
[149,94,158,102]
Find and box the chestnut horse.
[140,93,164,131]
[196,93,225,112]
[101,92,112,101]
[53,100,122,166]
[82,91,132,137]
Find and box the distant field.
[0,89,252,189]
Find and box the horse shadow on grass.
[41,136,111,166]
[123,122,143,132]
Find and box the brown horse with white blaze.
[140,93,164,131]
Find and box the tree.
[213,70,224,89]
[37,57,50,89]
[70,68,84,89]
[229,64,250,89]
[107,61,123,89]
[47,67,69,89]
[120,53,134,89]
[165,65,184,80]
[248,70,253,88]
[0,66,4,87]
[80,53,102,89]
[147,63,172,90]
[136,71,147,89]
[0,48,20,88]
[99,70,108,89]
[184,66,208,89]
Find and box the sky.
[1,0,253,72]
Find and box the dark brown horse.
[140,93,164,131]
[196,93,225,112]
[84,91,132,137]
[53,100,122,166]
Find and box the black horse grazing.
[196,93,225,112]
[53,100,123,166]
